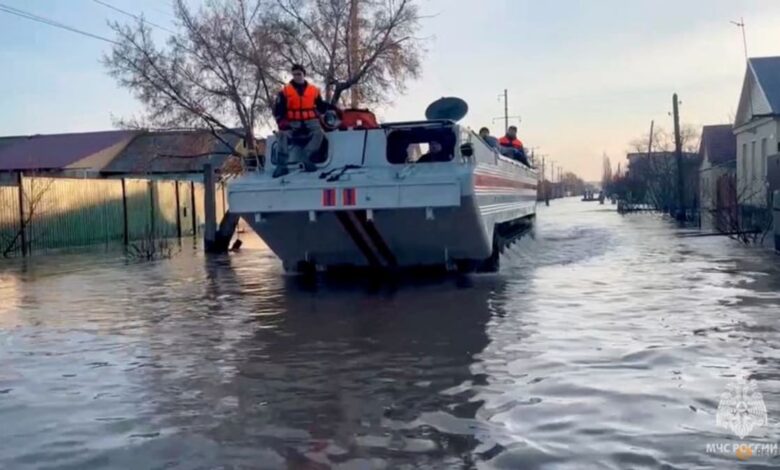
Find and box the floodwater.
[2,199,780,469]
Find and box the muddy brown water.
[2,199,780,469]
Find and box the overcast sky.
[1,0,780,180]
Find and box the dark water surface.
[2,199,780,469]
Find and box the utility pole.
[494,90,521,132]
[541,155,549,206]
[559,166,564,197]
[559,166,563,197]
[527,146,540,167]
[672,93,684,221]
[549,159,556,201]
[503,89,509,131]
[348,0,360,108]
[647,120,655,157]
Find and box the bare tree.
[601,154,612,189]
[104,0,424,166]
[700,169,773,245]
[623,125,701,214]
[104,0,284,163]
[628,125,700,155]
[1,176,55,258]
[271,0,423,106]
[126,227,175,261]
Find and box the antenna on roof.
[730,17,748,62]
[731,17,754,119]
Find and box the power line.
[0,2,118,44]
[92,0,176,35]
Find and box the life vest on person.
[499,136,524,149]
[283,83,320,121]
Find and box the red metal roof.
[0,130,137,171]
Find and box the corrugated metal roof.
[750,57,780,114]
[0,136,25,153]
[699,125,736,165]
[0,130,137,171]
[102,130,241,174]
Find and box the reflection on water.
[1,199,780,469]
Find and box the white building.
[734,57,780,208]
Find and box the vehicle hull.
[228,122,537,273]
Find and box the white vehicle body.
[228,120,537,273]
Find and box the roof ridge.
[749,56,780,62]
[0,129,138,140]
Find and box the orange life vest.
[499,136,523,149]
[283,83,320,121]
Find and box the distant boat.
[228,98,538,274]
[582,190,599,201]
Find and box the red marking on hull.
[322,189,336,207]
[342,188,356,206]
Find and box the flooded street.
[2,199,780,469]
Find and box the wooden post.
[204,163,217,251]
[16,172,26,257]
[121,178,129,245]
[190,180,197,236]
[503,89,509,133]
[148,180,156,236]
[542,156,549,206]
[673,93,685,220]
[774,190,780,252]
[221,183,227,220]
[646,120,655,157]
[348,0,360,108]
[174,180,182,239]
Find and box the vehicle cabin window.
[386,127,456,164]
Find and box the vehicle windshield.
[386,126,456,164]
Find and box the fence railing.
[0,174,227,258]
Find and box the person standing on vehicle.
[273,64,331,177]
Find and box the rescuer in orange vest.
[272,64,331,178]
[498,125,529,166]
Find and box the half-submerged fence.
[0,175,227,257]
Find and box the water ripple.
[1,200,779,468]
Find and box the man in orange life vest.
[273,64,331,178]
[498,125,529,165]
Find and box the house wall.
[699,148,712,210]
[700,165,730,230]
[735,118,779,207]
[699,149,714,228]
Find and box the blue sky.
[2,0,780,179]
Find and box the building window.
[760,138,768,179]
[751,141,756,181]
[742,143,748,183]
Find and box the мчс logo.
[716,376,768,439]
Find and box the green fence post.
[203,163,217,251]
[175,180,182,239]
[148,180,156,236]
[190,181,197,236]
[121,178,129,245]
